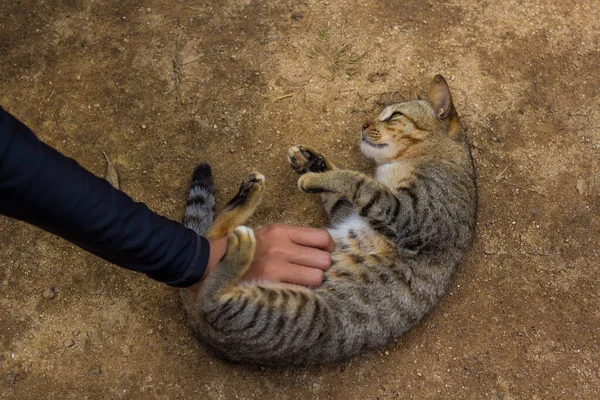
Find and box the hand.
[187,224,335,291]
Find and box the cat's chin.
[360,139,390,163]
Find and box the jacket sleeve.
[0,106,209,287]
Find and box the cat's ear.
[428,75,463,139]
[427,75,453,120]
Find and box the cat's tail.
[182,163,215,236]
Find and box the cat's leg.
[298,170,413,240]
[180,173,264,313]
[287,146,352,223]
[205,172,266,240]
[199,226,256,302]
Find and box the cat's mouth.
[361,137,389,148]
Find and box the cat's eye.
[384,111,403,122]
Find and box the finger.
[287,244,332,270]
[280,263,324,287]
[287,226,335,253]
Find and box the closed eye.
[384,111,403,121]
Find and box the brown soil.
[1,0,599,398]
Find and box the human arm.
[0,107,333,288]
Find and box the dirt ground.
[1,0,599,398]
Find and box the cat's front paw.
[225,226,256,266]
[298,172,328,193]
[287,145,331,174]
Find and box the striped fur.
[181,75,477,366]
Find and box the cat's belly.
[327,212,372,243]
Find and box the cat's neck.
[375,160,416,189]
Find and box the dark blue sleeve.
[0,106,209,287]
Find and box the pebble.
[141,124,147,129]
[64,339,75,347]
[43,287,55,299]
[6,371,17,385]
[576,179,585,195]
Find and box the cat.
[180,75,477,366]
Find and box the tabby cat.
[180,75,477,366]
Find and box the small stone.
[147,329,154,335]
[6,371,17,385]
[291,13,304,20]
[43,287,55,299]
[141,124,147,129]
[76,75,81,81]
[86,331,93,338]
[384,351,389,355]
[64,339,75,347]
[576,179,585,195]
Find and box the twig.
[503,181,546,197]
[182,55,203,65]
[439,2,466,7]
[261,93,294,104]
[525,249,550,256]
[172,31,182,97]
[567,105,585,117]
[494,163,513,182]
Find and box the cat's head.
[360,75,463,163]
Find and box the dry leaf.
[103,151,120,189]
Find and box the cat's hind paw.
[225,226,256,266]
[287,145,332,174]
[225,172,265,210]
